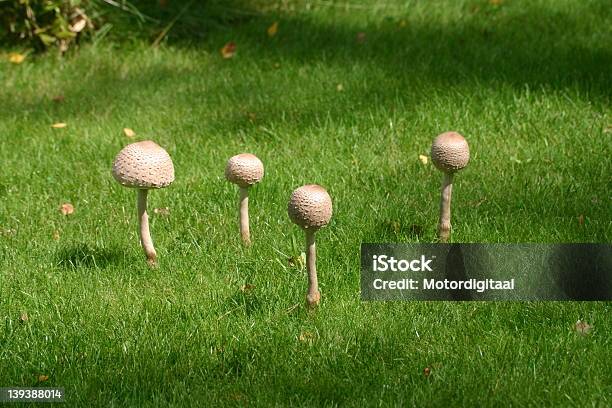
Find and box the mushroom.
[430,131,470,242]
[288,184,333,307]
[112,140,175,266]
[225,153,264,246]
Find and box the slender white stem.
[438,173,453,242]
[239,187,251,246]
[137,189,156,265]
[305,229,320,306]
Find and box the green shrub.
[0,0,97,51]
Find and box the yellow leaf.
[336,83,344,92]
[123,128,136,138]
[20,312,29,322]
[220,42,236,59]
[51,123,67,128]
[60,203,74,216]
[419,154,429,165]
[8,52,26,64]
[37,375,49,382]
[267,21,279,37]
[70,19,87,33]
[154,207,170,216]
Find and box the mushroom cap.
[430,131,470,173]
[112,140,175,189]
[288,184,333,230]
[225,153,264,188]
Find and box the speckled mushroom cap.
[112,140,175,189]
[225,153,264,188]
[430,131,470,173]
[288,184,333,230]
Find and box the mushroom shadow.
[56,244,125,269]
[444,244,473,301]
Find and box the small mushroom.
[430,131,470,242]
[112,140,175,266]
[288,185,333,307]
[225,153,264,246]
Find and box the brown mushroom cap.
[225,153,264,188]
[288,184,333,230]
[430,131,470,173]
[112,140,175,189]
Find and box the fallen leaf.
[577,215,584,226]
[60,203,74,216]
[298,331,315,343]
[1,228,16,236]
[70,19,87,33]
[51,122,67,129]
[423,367,431,377]
[356,32,367,43]
[20,312,29,322]
[154,207,170,216]
[240,284,255,293]
[123,128,136,138]
[489,0,503,5]
[52,230,60,240]
[267,21,279,37]
[574,320,592,335]
[418,154,428,165]
[336,83,344,92]
[52,95,65,103]
[8,52,26,64]
[37,375,49,382]
[220,42,236,59]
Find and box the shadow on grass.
[56,244,125,269]
[1,1,610,129]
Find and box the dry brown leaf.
[221,42,236,59]
[37,375,49,382]
[51,122,67,129]
[60,203,74,216]
[8,52,26,64]
[574,320,592,335]
[356,32,366,43]
[70,19,87,33]
[240,284,255,293]
[423,367,431,377]
[267,21,279,37]
[418,154,428,165]
[489,0,503,5]
[123,128,136,138]
[577,215,584,226]
[52,95,65,103]
[298,331,315,343]
[154,207,170,216]
[20,312,29,322]
[52,230,60,240]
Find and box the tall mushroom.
[288,184,333,307]
[430,131,470,242]
[225,153,264,246]
[112,140,175,266]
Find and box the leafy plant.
[0,0,96,51]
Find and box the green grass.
[1,0,611,406]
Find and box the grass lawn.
[1,0,611,406]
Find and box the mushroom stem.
[137,189,157,265]
[438,173,454,242]
[305,229,320,307]
[239,187,251,246]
